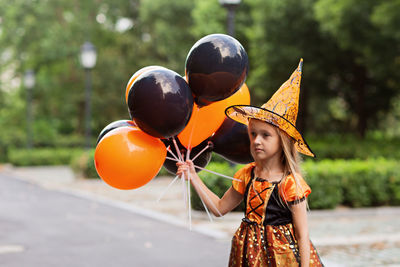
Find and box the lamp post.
[24,70,35,149]
[219,0,241,37]
[80,41,97,149]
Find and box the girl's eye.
[250,132,256,137]
[263,133,270,137]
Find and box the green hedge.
[69,151,400,209]
[69,150,176,179]
[303,159,400,208]
[0,143,8,163]
[303,160,343,209]
[8,148,84,166]
[191,162,245,212]
[310,136,400,159]
[70,149,98,179]
[3,135,400,163]
[190,159,400,210]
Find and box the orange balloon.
[125,66,165,103]
[178,83,250,148]
[94,126,166,190]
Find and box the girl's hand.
[176,160,196,179]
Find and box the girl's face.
[248,119,282,162]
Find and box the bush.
[70,149,98,179]
[190,158,400,210]
[310,135,400,159]
[52,134,87,148]
[338,159,398,207]
[0,143,8,163]
[8,148,83,166]
[158,166,172,177]
[303,161,343,209]
[388,174,400,205]
[305,159,399,207]
[70,150,175,179]
[191,162,245,211]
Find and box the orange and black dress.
[229,163,323,267]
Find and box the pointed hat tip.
[298,58,303,72]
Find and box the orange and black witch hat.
[225,59,315,157]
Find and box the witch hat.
[225,59,315,157]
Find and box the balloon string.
[194,165,241,182]
[197,187,214,222]
[166,156,178,162]
[187,171,192,230]
[168,142,190,226]
[182,171,188,214]
[156,175,180,203]
[162,158,213,222]
[194,177,223,217]
[165,143,218,225]
[166,156,240,182]
[191,144,211,162]
[172,137,184,162]
[186,148,191,164]
[167,147,179,161]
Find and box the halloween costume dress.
[225,59,323,266]
[228,163,323,267]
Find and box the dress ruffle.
[229,164,323,267]
[229,221,323,267]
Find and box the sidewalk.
[2,165,400,266]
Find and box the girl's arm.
[177,160,243,217]
[291,201,310,267]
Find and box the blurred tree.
[246,0,343,134]
[190,0,252,94]
[242,0,400,137]
[139,0,196,74]
[0,0,143,146]
[0,0,400,153]
[191,0,226,37]
[0,0,197,148]
[314,0,400,137]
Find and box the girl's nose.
[253,134,261,144]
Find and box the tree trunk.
[353,64,367,138]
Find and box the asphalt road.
[0,173,231,267]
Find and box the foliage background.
[1,0,400,150]
[1,0,400,209]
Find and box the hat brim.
[225,105,315,157]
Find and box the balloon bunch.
[94,34,252,225]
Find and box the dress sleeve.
[232,168,246,195]
[231,163,255,195]
[280,174,311,204]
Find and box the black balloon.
[127,68,194,139]
[185,34,249,106]
[96,120,136,144]
[162,138,213,175]
[210,118,253,164]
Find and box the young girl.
[177,59,323,266]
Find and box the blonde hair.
[278,129,302,178]
[276,127,307,207]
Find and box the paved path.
[0,172,230,267]
[2,165,400,266]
